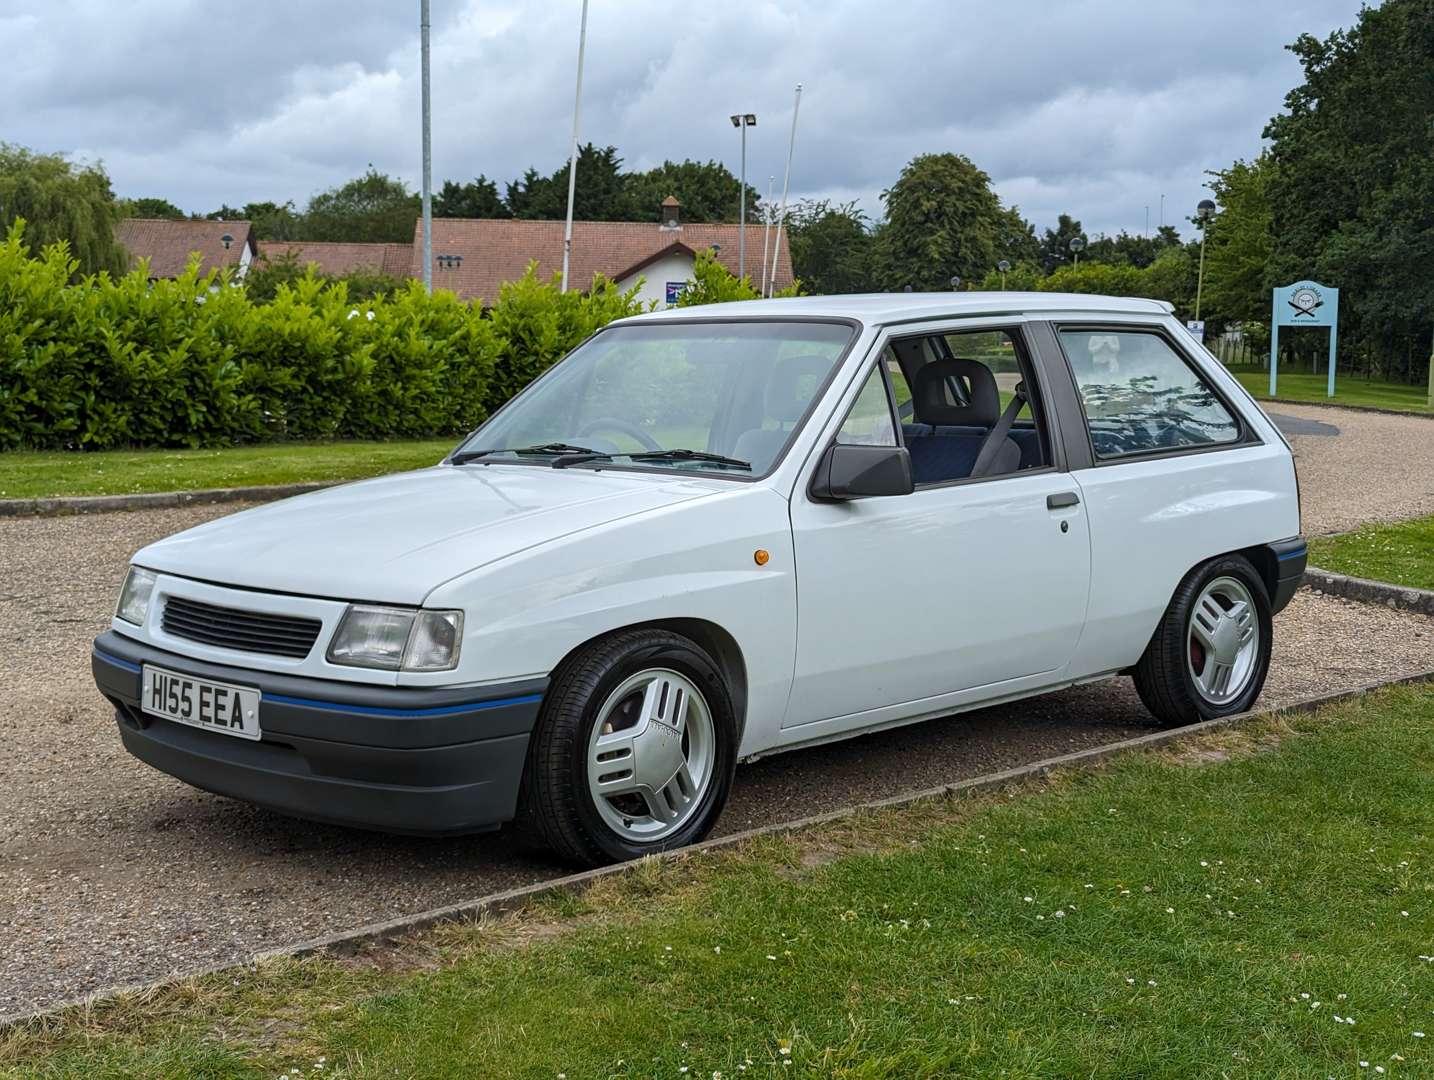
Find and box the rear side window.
[1059,329,1240,459]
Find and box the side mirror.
[810,443,914,500]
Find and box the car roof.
[612,292,1175,328]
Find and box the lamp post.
[997,259,1010,290]
[729,113,757,281]
[1069,236,1085,269]
[950,275,962,291]
[1194,198,1216,321]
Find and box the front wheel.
[1132,555,1273,727]
[516,629,738,867]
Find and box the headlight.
[327,605,464,672]
[116,567,157,625]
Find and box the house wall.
[617,250,697,310]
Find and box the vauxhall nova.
[92,293,1306,866]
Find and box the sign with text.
[1185,319,1206,342]
[1271,281,1339,398]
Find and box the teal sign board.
[1271,281,1339,398]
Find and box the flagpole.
[767,83,801,297]
[560,0,590,293]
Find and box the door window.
[1059,329,1240,458]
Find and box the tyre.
[516,628,739,867]
[1132,554,1273,727]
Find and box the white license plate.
[140,665,262,741]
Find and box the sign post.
[1271,281,1339,398]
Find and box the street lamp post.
[729,113,757,281]
[1194,198,1216,321]
[1069,236,1085,269]
[420,0,432,295]
[950,275,961,291]
[997,259,1010,290]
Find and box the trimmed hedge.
[0,221,649,449]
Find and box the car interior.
[885,330,1049,485]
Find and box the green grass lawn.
[1311,514,1434,591]
[7,683,1434,1078]
[0,440,458,500]
[1226,366,1434,414]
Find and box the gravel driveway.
[5,409,1434,1016]
[1268,401,1434,534]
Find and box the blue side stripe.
[264,691,544,718]
[94,648,142,673]
[1277,545,1308,561]
[94,647,542,717]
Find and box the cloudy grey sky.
[2,0,1361,240]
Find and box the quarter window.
[835,366,897,447]
[1060,329,1240,458]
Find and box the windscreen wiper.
[551,447,752,470]
[449,443,599,466]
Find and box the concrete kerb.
[5,664,1433,1033]
[0,481,337,518]
[1305,566,1434,617]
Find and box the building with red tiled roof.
[255,241,413,279]
[115,219,256,279]
[415,199,795,307]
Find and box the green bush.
[0,221,650,450]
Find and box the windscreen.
[458,320,855,477]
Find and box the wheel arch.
[547,617,750,741]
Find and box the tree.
[209,200,302,241]
[1038,214,1087,273]
[0,144,126,276]
[786,199,874,294]
[123,197,186,219]
[1262,0,1434,380]
[876,153,1004,290]
[303,168,419,242]
[1203,156,1274,326]
[506,144,634,221]
[1082,229,1177,270]
[624,159,759,223]
[434,176,509,218]
[996,206,1041,267]
[243,248,403,304]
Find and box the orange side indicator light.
[753,549,770,566]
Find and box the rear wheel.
[516,629,738,867]
[1132,555,1272,727]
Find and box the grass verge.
[1311,515,1434,592]
[0,441,457,500]
[6,683,1434,1078]
[1226,367,1433,414]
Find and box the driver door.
[783,321,1092,734]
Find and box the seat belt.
[970,382,1027,478]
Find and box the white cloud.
[1,0,1360,238]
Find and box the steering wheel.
[578,417,663,452]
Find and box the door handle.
[1047,491,1080,510]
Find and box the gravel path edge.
[1259,397,1434,421]
[0,481,336,518]
[1304,568,1434,616]
[6,664,1433,1034]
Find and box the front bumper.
[1268,536,1308,615]
[91,630,548,836]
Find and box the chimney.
[660,195,681,230]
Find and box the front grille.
[161,595,323,659]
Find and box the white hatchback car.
[93,293,1305,866]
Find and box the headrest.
[764,354,832,423]
[911,358,1001,427]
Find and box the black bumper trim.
[92,631,548,835]
[1268,536,1307,616]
